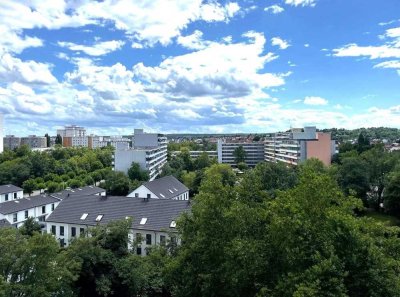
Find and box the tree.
[233,145,246,164]
[357,131,371,153]
[45,133,50,147]
[19,217,42,236]
[383,170,400,216]
[237,162,248,171]
[128,162,149,181]
[105,171,130,195]
[337,157,370,201]
[55,134,63,145]
[22,179,37,196]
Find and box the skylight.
[160,193,165,198]
[170,220,176,228]
[168,189,174,193]
[173,187,178,191]
[140,217,147,225]
[80,213,88,220]
[95,215,103,222]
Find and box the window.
[60,238,65,248]
[170,220,176,228]
[14,193,17,199]
[13,213,17,222]
[80,213,88,220]
[60,226,64,236]
[95,214,103,222]
[146,194,151,199]
[80,228,85,236]
[136,246,142,255]
[171,236,177,244]
[146,234,152,245]
[25,211,28,219]
[135,193,139,198]
[51,204,55,211]
[168,189,174,194]
[51,225,56,235]
[159,193,165,198]
[160,235,166,246]
[42,205,46,214]
[71,227,76,237]
[140,218,147,225]
[5,194,8,201]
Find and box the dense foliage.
[322,127,400,142]
[0,145,113,194]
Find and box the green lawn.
[364,210,400,226]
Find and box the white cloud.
[57,40,125,56]
[271,37,291,50]
[285,0,316,7]
[304,43,310,47]
[303,96,328,106]
[177,30,212,50]
[374,60,400,69]
[264,5,284,14]
[200,2,240,22]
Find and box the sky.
[0,0,400,136]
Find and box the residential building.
[217,139,265,167]
[0,185,23,204]
[46,194,190,252]
[62,136,88,147]
[0,114,3,153]
[57,125,86,137]
[0,194,61,228]
[127,176,189,200]
[172,150,218,159]
[114,129,167,181]
[50,186,106,200]
[0,219,10,228]
[264,126,335,166]
[21,135,47,149]
[3,135,21,150]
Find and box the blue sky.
[0,0,399,136]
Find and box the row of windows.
[4,192,18,201]
[12,204,55,222]
[51,225,85,237]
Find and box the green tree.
[383,170,400,216]
[233,145,246,164]
[105,171,130,195]
[19,217,42,236]
[128,162,149,181]
[22,179,37,196]
[337,157,370,201]
[55,134,63,145]
[45,133,50,147]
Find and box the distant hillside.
[320,127,400,142]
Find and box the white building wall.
[0,190,23,203]
[127,185,158,198]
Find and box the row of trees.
[2,161,400,296]
[0,145,113,194]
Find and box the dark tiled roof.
[51,186,106,200]
[143,176,189,199]
[0,184,23,195]
[0,195,60,215]
[46,195,191,232]
[0,219,11,228]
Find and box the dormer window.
[170,220,176,228]
[95,215,103,222]
[80,213,88,220]
[140,218,147,225]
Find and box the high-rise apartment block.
[264,126,334,166]
[113,129,167,181]
[3,135,21,150]
[217,139,265,167]
[57,125,88,147]
[21,135,47,149]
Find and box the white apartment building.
[265,126,334,166]
[3,135,21,150]
[114,129,167,181]
[57,125,86,137]
[0,194,61,228]
[46,194,190,252]
[127,176,189,200]
[217,139,265,167]
[0,185,23,203]
[172,150,218,159]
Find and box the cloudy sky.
[1,0,400,136]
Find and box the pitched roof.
[0,219,11,228]
[50,186,106,200]
[0,184,23,195]
[46,195,191,232]
[142,176,189,199]
[0,195,60,215]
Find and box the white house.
[46,194,191,253]
[0,185,23,204]
[0,194,61,228]
[127,176,189,200]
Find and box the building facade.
[21,135,47,149]
[3,135,21,150]
[0,185,23,204]
[264,127,334,166]
[57,125,86,137]
[0,114,3,153]
[217,139,265,167]
[46,195,190,252]
[114,129,167,181]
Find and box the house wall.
[127,185,158,198]
[0,190,23,203]
[306,132,332,166]
[46,221,177,255]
